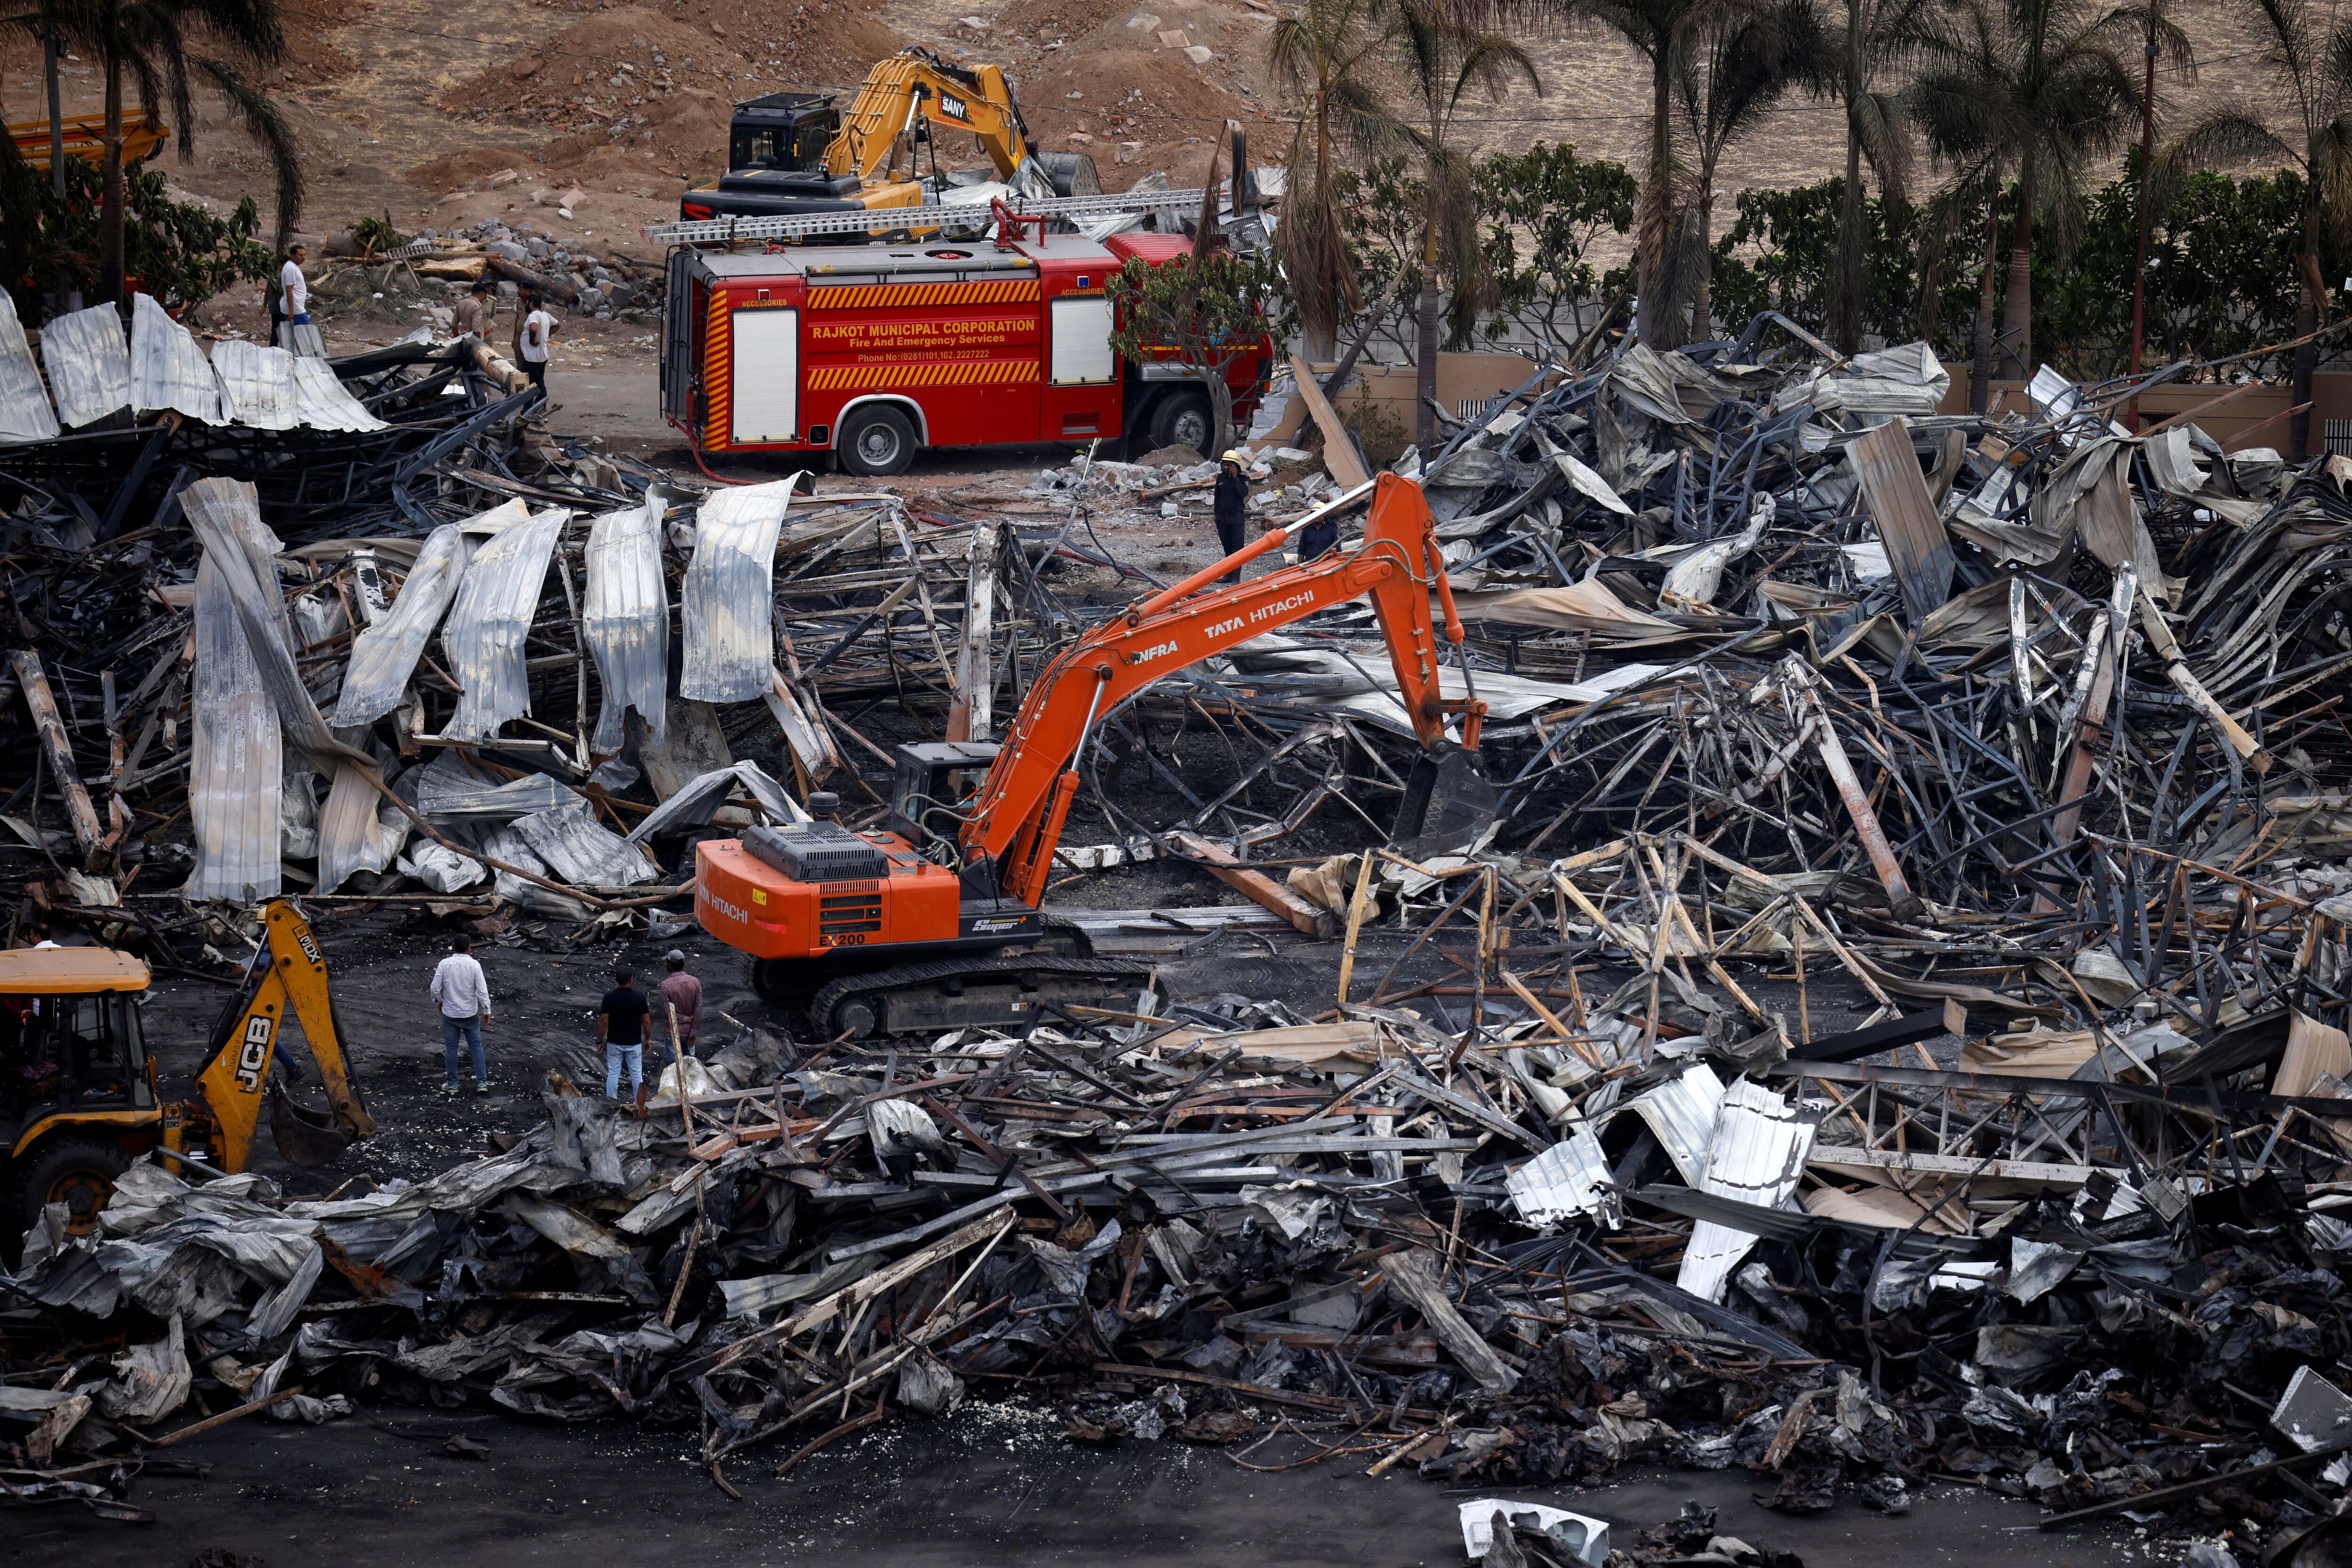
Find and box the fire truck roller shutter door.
[1049,296,1115,385]
[730,308,799,444]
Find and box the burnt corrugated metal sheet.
[209,340,298,431]
[678,480,797,702]
[583,496,669,749]
[415,751,582,823]
[40,302,131,429]
[1676,1078,1817,1303]
[183,549,283,899]
[291,356,388,433]
[129,293,221,424]
[0,293,60,443]
[332,508,514,727]
[512,803,656,888]
[314,761,407,895]
[440,506,568,740]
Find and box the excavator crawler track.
[803,953,1161,1038]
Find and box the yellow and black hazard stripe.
[806,280,1041,310]
[807,361,1040,389]
[700,295,731,448]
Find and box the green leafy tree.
[4,153,272,324]
[1269,0,1401,359]
[1332,155,1429,358]
[1818,0,1929,352]
[1474,141,1636,350]
[1680,0,1826,335]
[1107,247,1293,458]
[1908,0,2188,405]
[2161,0,2352,456]
[1387,0,1542,445]
[8,0,305,304]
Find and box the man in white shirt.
[429,933,494,1096]
[269,243,309,348]
[515,285,556,396]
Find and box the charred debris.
[4,302,2352,1561]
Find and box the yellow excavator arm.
[824,49,1031,183]
[188,900,375,1174]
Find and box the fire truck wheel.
[839,405,918,476]
[16,1133,130,1238]
[1148,390,1213,457]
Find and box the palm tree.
[1908,0,2184,385]
[1388,0,1542,444]
[8,0,304,304]
[2162,0,2341,458]
[1678,0,1827,336]
[1579,0,1749,349]
[1270,0,1399,360]
[1819,0,1928,353]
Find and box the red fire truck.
[660,229,1273,475]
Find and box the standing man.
[515,285,557,396]
[429,933,493,1096]
[597,965,652,1101]
[451,276,495,341]
[659,950,702,1058]
[1213,449,1251,583]
[277,243,310,349]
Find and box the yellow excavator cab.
[4,900,373,1249]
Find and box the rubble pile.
[7,306,2352,1560]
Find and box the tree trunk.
[99,50,126,305]
[1970,192,1999,415]
[1303,93,1339,361]
[1634,46,1675,347]
[1830,0,1864,355]
[1416,207,1440,447]
[1207,358,1237,459]
[1995,165,2035,383]
[47,29,68,309]
[2292,189,2322,460]
[1692,179,1715,340]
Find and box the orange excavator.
[695,473,1498,1037]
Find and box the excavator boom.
[190,900,376,1173]
[825,50,1030,182]
[963,472,1486,904]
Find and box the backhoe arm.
[961,474,1479,905]
[825,51,1031,182]
[192,899,376,1173]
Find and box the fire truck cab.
[661,230,1270,474]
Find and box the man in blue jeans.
[429,933,493,1095]
[598,966,652,1102]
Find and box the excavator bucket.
[1391,744,1499,859]
[267,1079,355,1169]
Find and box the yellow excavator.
[5,898,373,1238]
[678,48,1099,224]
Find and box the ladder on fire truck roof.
[641,187,1211,247]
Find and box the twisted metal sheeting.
[583,494,669,749]
[333,506,516,728]
[129,293,222,425]
[209,341,299,431]
[39,302,130,430]
[291,356,390,433]
[678,479,797,702]
[183,548,282,900]
[0,292,58,443]
[440,506,567,740]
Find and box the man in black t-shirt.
[598,967,653,1101]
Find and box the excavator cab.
[886,741,1001,848]
[0,949,158,1240]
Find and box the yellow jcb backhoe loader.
[4,898,374,1240]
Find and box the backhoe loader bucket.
[1391,745,1499,858]
[268,1079,355,1169]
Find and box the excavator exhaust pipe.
[1391,744,1499,859]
